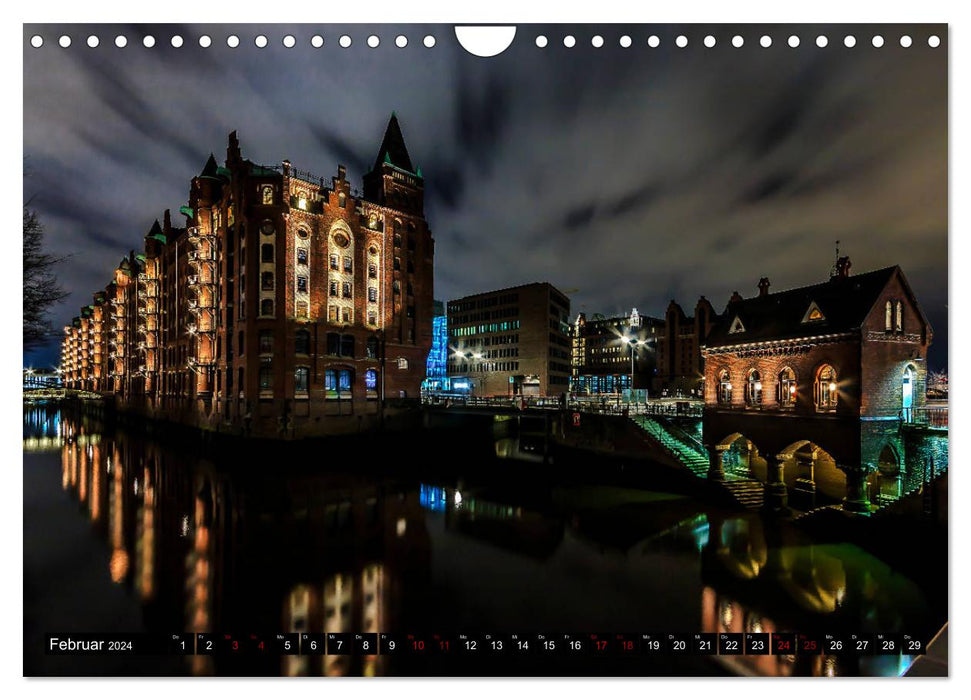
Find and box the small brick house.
[701,258,934,512]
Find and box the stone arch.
[867,443,904,504]
[717,433,767,481]
[776,440,846,503]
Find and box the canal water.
[23,406,945,677]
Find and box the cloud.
[23,23,948,369]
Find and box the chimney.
[163,209,171,232]
[338,164,346,181]
[227,130,241,165]
[834,256,852,279]
[758,277,770,297]
[730,291,743,304]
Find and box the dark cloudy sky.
[23,23,947,370]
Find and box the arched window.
[885,301,892,331]
[260,299,274,317]
[895,301,903,332]
[745,369,762,407]
[718,370,732,405]
[814,364,838,411]
[777,367,796,408]
[338,192,346,208]
[365,369,378,398]
[295,329,311,355]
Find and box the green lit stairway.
[630,416,709,478]
[629,415,764,510]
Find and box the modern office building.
[570,309,662,395]
[445,283,571,397]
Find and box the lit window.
[329,281,338,297]
[341,307,352,323]
[745,369,762,407]
[339,369,352,393]
[814,365,838,411]
[338,192,346,207]
[397,357,409,370]
[330,254,339,270]
[261,186,274,205]
[778,367,796,407]
[718,370,732,405]
[895,301,903,332]
[295,366,309,393]
[368,287,378,303]
[324,369,337,397]
[365,369,378,394]
[328,306,338,322]
[296,301,308,318]
[885,300,893,331]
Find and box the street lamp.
[621,336,640,401]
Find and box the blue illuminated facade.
[423,306,450,392]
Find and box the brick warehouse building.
[60,115,435,437]
[701,258,942,513]
[445,283,572,397]
[654,297,718,397]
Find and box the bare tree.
[23,204,68,351]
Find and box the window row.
[257,365,379,398]
[717,364,839,412]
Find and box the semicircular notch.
[454,26,517,57]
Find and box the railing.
[902,407,948,429]
[420,392,705,417]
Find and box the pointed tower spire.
[372,113,414,173]
[201,153,219,177]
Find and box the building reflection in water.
[40,408,429,677]
[694,513,923,677]
[28,407,937,678]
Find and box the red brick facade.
[61,116,434,437]
[701,262,933,511]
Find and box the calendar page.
[22,17,948,681]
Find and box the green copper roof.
[150,233,167,244]
[135,253,147,262]
[180,205,194,218]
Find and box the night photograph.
[21,19,948,683]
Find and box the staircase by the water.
[629,416,764,510]
[630,416,709,477]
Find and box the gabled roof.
[705,266,902,348]
[371,113,415,173]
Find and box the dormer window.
[728,316,746,334]
[801,301,825,324]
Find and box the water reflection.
[25,408,943,677]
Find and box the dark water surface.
[23,406,944,677]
